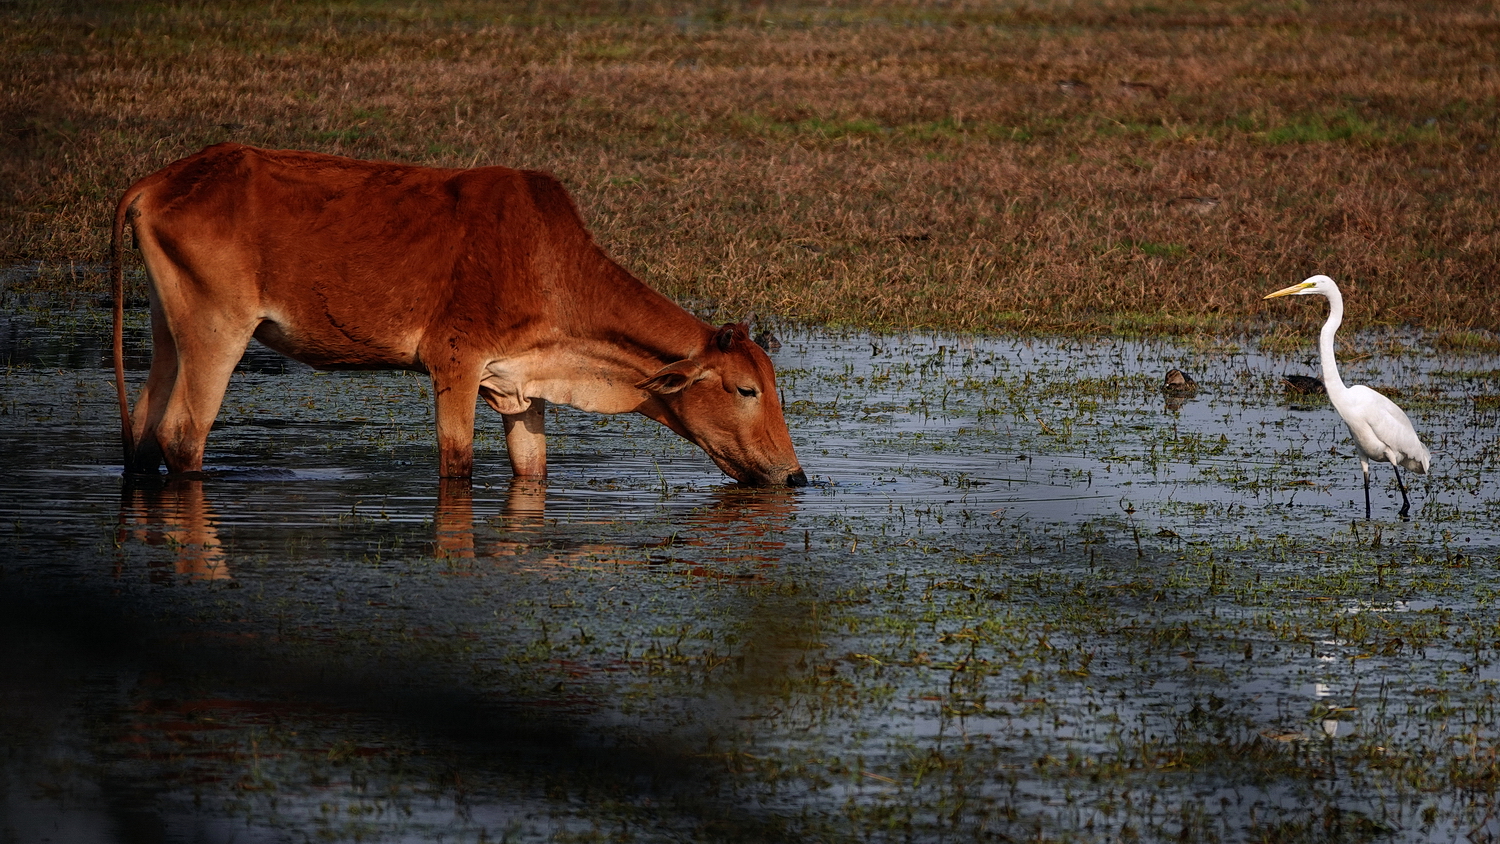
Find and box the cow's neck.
[591,268,715,366]
[481,261,715,418]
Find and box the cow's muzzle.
[785,468,808,487]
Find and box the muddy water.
[4,293,1500,842]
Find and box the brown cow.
[110,144,806,486]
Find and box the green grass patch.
[1248,108,1440,147]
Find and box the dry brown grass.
[4,0,1498,334]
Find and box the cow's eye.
[737,386,758,398]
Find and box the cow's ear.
[715,323,749,352]
[637,359,705,395]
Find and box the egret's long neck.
[1318,287,1350,400]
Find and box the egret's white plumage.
[1264,275,1431,519]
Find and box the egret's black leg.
[1363,468,1372,520]
[1393,465,1411,520]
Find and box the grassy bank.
[3,0,1498,335]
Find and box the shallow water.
[4,292,1500,842]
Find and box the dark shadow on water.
[2,479,822,839]
[4,475,814,842]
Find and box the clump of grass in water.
[1434,330,1500,354]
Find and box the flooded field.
[4,290,1500,843]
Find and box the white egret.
[1264,275,1430,519]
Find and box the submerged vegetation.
[3,0,1500,334]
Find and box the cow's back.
[125,143,600,369]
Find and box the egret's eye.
[737,386,759,398]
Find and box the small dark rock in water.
[754,331,781,353]
[1282,374,1326,394]
[1162,368,1198,396]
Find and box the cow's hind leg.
[126,295,179,474]
[139,272,255,474]
[153,326,252,475]
[127,202,260,476]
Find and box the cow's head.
[637,323,807,487]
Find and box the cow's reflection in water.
[433,480,797,568]
[117,478,796,578]
[434,478,548,560]
[671,486,794,567]
[434,479,478,560]
[117,478,230,582]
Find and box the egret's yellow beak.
[1264,281,1315,300]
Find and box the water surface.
[4,293,1500,842]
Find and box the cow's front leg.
[501,398,547,479]
[431,371,479,479]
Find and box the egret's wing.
[1348,385,1431,472]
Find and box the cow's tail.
[111,192,134,467]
